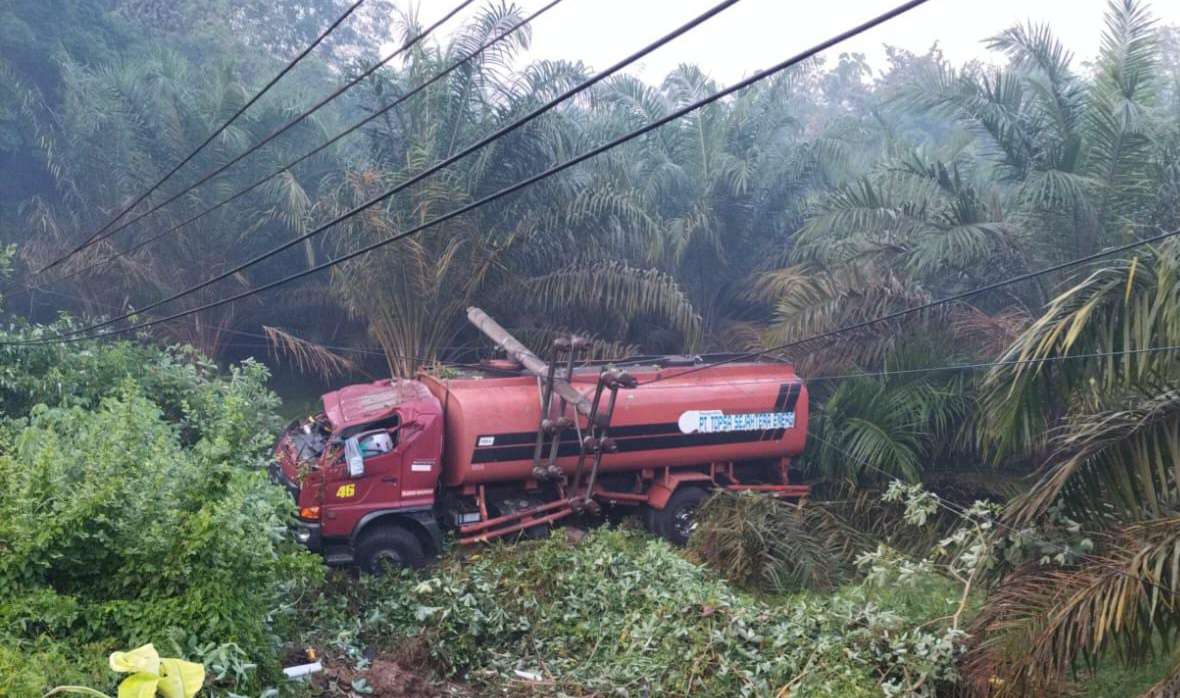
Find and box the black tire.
[643,504,660,534]
[654,486,709,546]
[355,525,425,574]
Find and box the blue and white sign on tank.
[677,410,795,434]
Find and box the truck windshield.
[340,415,400,447]
[290,414,331,460]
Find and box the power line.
[35,0,369,276]
[17,0,936,348]
[18,283,516,375]
[36,0,477,276]
[18,0,756,345]
[804,344,1180,383]
[31,0,567,292]
[640,226,1180,385]
[85,0,477,250]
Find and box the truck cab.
[270,378,445,571]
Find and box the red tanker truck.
[271,308,809,571]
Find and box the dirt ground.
[306,638,473,697]
[314,657,472,697]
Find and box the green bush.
[0,336,280,449]
[299,528,965,697]
[0,641,108,697]
[0,341,317,696]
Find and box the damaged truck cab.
[271,379,446,569]
[272,307,810,572]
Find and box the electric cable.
[13,282,512,372]
[803,344,1180,383]
[38,0,478,276]
[16,0,758,344]
[639,225,1180,386]
[11,0,937,347]
[35,0,369,276]
[31,0,567,292]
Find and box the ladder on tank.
[460,308,636,542]
[530,336,637,509]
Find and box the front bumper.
[292,518,323,553]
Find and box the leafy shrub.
[0,342,317,696]
[690,491,872,593]
[298,528,965,696]
[0,335,280,449]
[0,641,106,697]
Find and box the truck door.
[322,416,403,537]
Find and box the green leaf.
[41,687,113,698]
[157,658,205,698]
[116,674,158,698]
[109,645,160,675]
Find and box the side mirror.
[344,436,364,478]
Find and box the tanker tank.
[419,359,807,488]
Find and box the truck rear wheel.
[356,525,425,574]
[643,504,660,534]
[654,486,709,546]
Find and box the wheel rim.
[672,503,698,541]
[370,548,403,572]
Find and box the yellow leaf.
[109,645,160,675]
[157,658,205,698]
[116,674,159,698]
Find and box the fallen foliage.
[295,527,966,697]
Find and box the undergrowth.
[690,491,874,593]
[295,527,965,696]
[0,338,321,696]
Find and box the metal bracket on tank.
[462,307,642,544]
[569,367,637,511]
[530,334,588,481]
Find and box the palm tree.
[325,5,714,373]
[18,44,343,357]
[961,243,1180,695]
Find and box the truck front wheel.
[654,486,709,546]
[356,525,425,574]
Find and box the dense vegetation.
[5,0,1180,695]
[0,332,323,694]
[298,527,965,696]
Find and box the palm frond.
[522,259,702,347]
[1011,388,1180,524]
[983,238,1180,452]
[1084,0,1160,233]
[691,491,856,593]
[262,325,358,380]
[961,516,1180,697]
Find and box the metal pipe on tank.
[466,307,593,417]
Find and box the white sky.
[404,0,1180,83]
